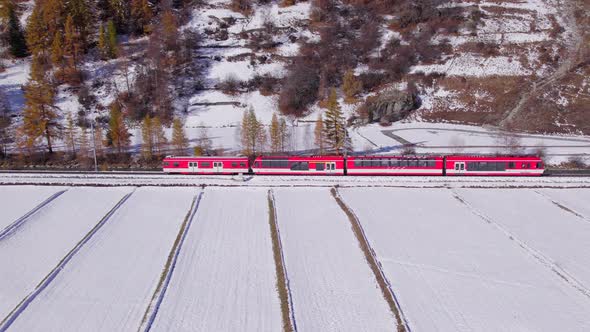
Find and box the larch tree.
[314,114,325,154]
[2,0,28,57]
[106,101,130,154]
[141,115,154,159]
[269,113,281,153]
[21,56,59,154]
[151,116,167,155]
[64,112,77,156]
[342,69,362,103]
[77,126,90,164]
[196,123,212,155]
[240,108,265,156]
[64,14,81,74]
[0,90,11,157]
[171,117,189,155]
[161,10,179,51]
[131,0,152,35]
[25,5,51,57]
[106,20,118,59]
[98,24,107,59]
[50,31,64,80]
[279,118,288,152]
[93,123,105,157]
[323,88,349,155]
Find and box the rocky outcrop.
[353,90,418,125]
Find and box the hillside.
[0,0,588,166]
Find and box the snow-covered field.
[7,187,195,331]
[2,183,590,331]
[273,187,396,331]
[0,187,131,319]
[151,187,282,331]
[340,187,590,331]
[0,185,65,231]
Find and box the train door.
[327,162,336,174]
[213,161,224,173]
[454,162,465,174]
[189,162,198,173]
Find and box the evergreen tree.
[171,117,188,155]
[141,115,153,159]
[21,56,59,153]
[67,0,93,51]
[151,116,167,154]
[50,31,64,81]
[269,113,281,153]
[25,5,51,57]
[3,0,28,57]
[0,90,11,157]
[106,101,130,154]
[314,114,325,154]
[64,112,77,156]
[323,88,349,155]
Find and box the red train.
[163,155,544,176]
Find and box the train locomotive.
[162,155,544,176]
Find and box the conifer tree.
[342,69,362,103]
[171,117,188,155]
[67,0,92,51]
[78,125,89,163]
[25,5,51,57]
[93,123,105,157]
[240,108,265,156]
[141,115,154,159]
[314,114,325,154]
[50,31,64,80]
[269,113,281,153]
[64,14,80,72]
[3,0,28,57]
[21,56,59,153]
[197,123,212,155]
[64,112,77,156]
[151,116,167,154]
[106,20,118,58]
[323,88,349,155]
[279,118,288,152]
[131,0,152,34]
[107,101,130,154]
[161,10,178,51]
[98,25,107,59]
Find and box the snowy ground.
[339,187,590,331]
[0,187,131,319]
[8,187,195,331]
[0,185,64,231]
[151,187,282,332]
[2,183,590,331]
[273,187,397,331]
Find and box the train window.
[419,160,429,167]
[254,162,260,168]
[316,163,325,171]
[173,162,179,167]
[262,161,271,168]
[496,162,506,171]
[390,160,399,167]
[381,160,389,167]
[399,160,408,167]
[370,160,379,167]
[231,162,237,167]
[163,162,169,167]
[240,162,246,168]
[522,163,529,169]
[354,160,362,167]
[508,162,515,168]
[300,162,309,170]
[201,162,210,167]
[408,160,418,167]
[536,162,542,169]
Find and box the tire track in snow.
[139,191,203,332]
[450,189,590,300]
[331,187,411,332]
[0,189,135,332]
[0,189,68,241]
[268,189,297,332]
[533,190,590,224]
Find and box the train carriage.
[252,155,345,175]
[445,155,544,176]
[346,155,445,176]
[162,156,249,175]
